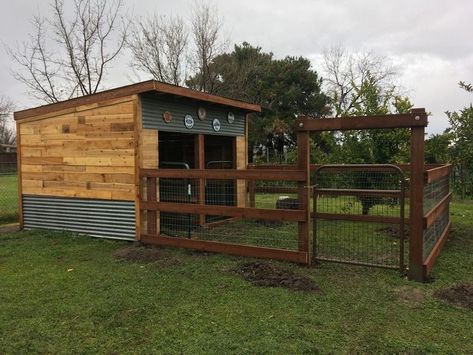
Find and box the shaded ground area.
[434,283,473,310]
[112,245,180,266]
[232,261,323,293]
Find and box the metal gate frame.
[312,164,406,273]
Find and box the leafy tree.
[187,42,329,161]
[447,81,473,198]
[425,132,452,164]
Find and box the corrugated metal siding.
[23,195,136,241]
[141,93,246,136]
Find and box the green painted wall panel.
[141,93,246,136]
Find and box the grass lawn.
[0,199,472,353]
[0,173,18,225]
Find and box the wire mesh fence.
[141,176,300,251]
[313,166,406,270]
[424,175,449,213]
[0,166,18,225]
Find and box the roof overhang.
[14,80,261,121]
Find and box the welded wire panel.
[423,206,450,260]
[423,176,449,213]
[144,176,301,251]
[313,167,406,270]
[0,171,18,225]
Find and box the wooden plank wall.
[19,96,137,201]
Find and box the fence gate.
[312,164,406,272]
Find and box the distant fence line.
[0,152,17,173]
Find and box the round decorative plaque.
[197,107,207,120]
[227,111,235,124]
[162,111,173,123]
[212,118,221,132]
[184,114,195,129]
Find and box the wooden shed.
[14,80,261,240]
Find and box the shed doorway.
[157,132,236,233]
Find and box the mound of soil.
[434,283,473,310]
[233,262,323,293]
[112,245,179,266]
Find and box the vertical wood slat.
[133,95,142,241]
[297,130,311,262]
[146,176,157,235]
[409,125,425,282]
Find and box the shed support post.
[408,112,426,281]
[297,130,311,264]
[195,134,206,225]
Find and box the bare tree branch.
[127,14,188,86]
[7,0,129,103]
[0,96,16,146]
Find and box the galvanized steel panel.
[141,93,246,136]
[22,195,136,241]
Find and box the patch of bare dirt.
[232,262,323,293]
[112,245,180,266]
[394,286,425,307]
[376,226,409,239]
[434,283,473,310]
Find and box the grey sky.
[1,0,472,134]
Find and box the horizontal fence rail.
[139,168,310,264]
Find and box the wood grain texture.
[18,96,137,200]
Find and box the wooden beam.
[141,201,307,222]
[146,177,157,235]
[424,192,452,229]
[133,95,142,241]
[15,80,261,121]
[297,130,311,260]
[424,164,453,184]
[295,109,428,132]
[139,168,306,181]
[408,125,426,282]
[195,134,206,225]
[141,234,309,264]
[16,121,23,229]
[315,188,402,198]
[423,221,451,273]
[312,212,407,225]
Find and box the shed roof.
[14,80,261,121]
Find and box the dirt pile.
[113,245,179,266]
[434,283,473,310]
[233,261,323,293]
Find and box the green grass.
[0,174,18,225]
[1,200,472,353]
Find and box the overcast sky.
[1,0,472,134]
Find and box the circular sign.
[184,115,194,129]
[162,111,173,123]
[197,107,207,120]
[227,111,235,124]
[212,118,221,132]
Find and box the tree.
[187,1,227,92]
[8,0,129,103]
[0,96,15,146]
[447,81,473,198]
[322,46,399,117]
[425,132,451,164]
[187,42,328,161]
[127,14,188,85]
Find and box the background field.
[0,199,471,353]
[0,174,18,225]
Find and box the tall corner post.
[408,108,427,282]
[297,129,311,264]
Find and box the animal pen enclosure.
[14,81,451,282]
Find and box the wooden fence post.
[195,134,206,225]
[409,109,426,281]
[297,130,311,264]
[147,177,157,236]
